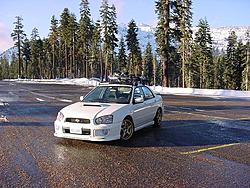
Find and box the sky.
[1,0,250,53]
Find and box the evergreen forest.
[0,0,249,90]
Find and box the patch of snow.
[36,98,45,102]
[5,78,99,87]
[58,99,73,103]
[150,86,250,99]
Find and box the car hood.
[60,102,126,119]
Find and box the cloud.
[0,22,14,53]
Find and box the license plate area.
[70,127,82,134]
[63,127,91,135]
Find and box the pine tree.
[242,31,250,90]
[22,38,31,78]
[48,15,59,78]
[42,38,52,78]
[68,13,78,78]
[100,0,110,80]
[90,20,102,78]
[235,41,245,90]
[30,27,41,78]
[79,0,93,78]
[59,8,71,77]
[0,56,10,79]
[143,43,154,84]
[189,42,201,88]
[192,18,213,89]
[155,56,162,85]
[108,4,118,74]
[126,19,141,75]
[214,54,226,89]
[100,1,118,79]
[9,53,18,78]
[177,0,193,87]
[224,31,238,89]
[11,16,26,78]
[117,37,127,72]
[155,0,171,87]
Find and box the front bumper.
[54,120,121,141]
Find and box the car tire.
[120,117,134,141]
[153,108,162,127]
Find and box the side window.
[134,87,144,98]
[142,86,154,100]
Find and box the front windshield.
[83,86,132,104]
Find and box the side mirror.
[134,97,144,104]
[80,96,84,101]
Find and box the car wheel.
[120,117,134,141]
[154,108,162,127]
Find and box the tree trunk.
[162,0,170,87]
[85,49,88,79]
[17,34,22,78]
[52,44,55,79]
[65,40,68,78]
[100,48,103,81]
[72,36,75,78]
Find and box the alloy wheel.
[120,118,134,140]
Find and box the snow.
[4,78,250,99]
[5,78,99,87]
[150,86,250,99]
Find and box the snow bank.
[4,78,250,99]
[150,86,250,99]
[5,78,99,87]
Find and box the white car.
[54,83,163,141]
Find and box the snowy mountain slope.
[118,23,157,52]
[120,24,250,52]
[136,25,250,51]
[193,26,250,50]
[0,47,17,63]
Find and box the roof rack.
[105,72,148,86]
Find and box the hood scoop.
[83,104,102,107]
[82,103,110,108]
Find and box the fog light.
[94,129,110,137]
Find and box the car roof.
[98,83,133,87]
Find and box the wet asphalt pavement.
[0,81,250,188]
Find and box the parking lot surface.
[0,81,250,187]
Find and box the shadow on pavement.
[103,119,250,148]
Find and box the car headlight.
[56,111,64,122]
[95,115,113,125]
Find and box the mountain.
[0,47,17,63]
[121,24,250,52]
[118,23,157,52]
[193,26,250,51]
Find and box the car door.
[132,87,148,128]
[141,86,157,122]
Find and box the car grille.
[65,118,90,124]
[63,128,91,135]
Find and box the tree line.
[0,0,249,90]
